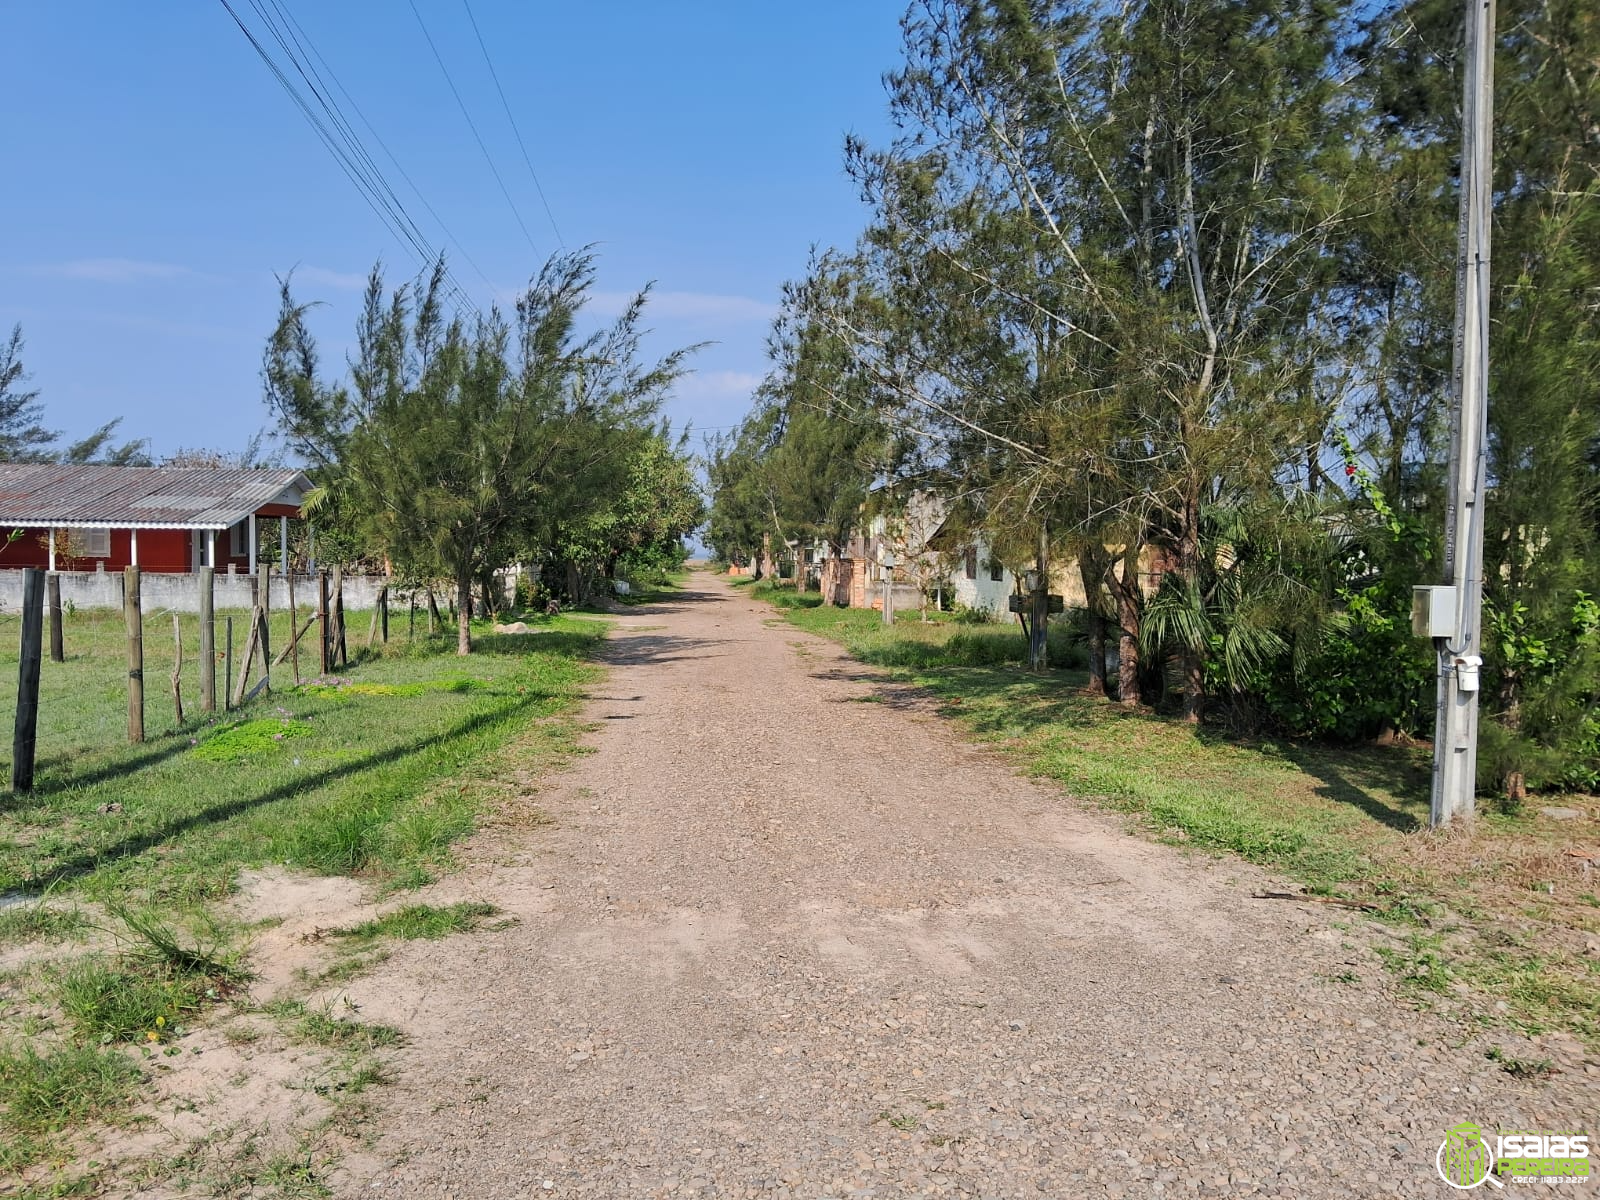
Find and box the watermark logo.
[1437,1122,1499,1190]
[1435,1120,1591,1188]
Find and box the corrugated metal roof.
[0,464,312,529]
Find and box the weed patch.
[0,1042,141,1169]
[0,902,87,946]
[191,718,314,762]
[331,901,499,943]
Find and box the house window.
[81,528,110,557]
[964,547,977,580]
[229,521,247,557]
[989,558,1004,582]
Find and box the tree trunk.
[1176,499,1205,723]
[1182,654,1206,723]
[479,568,498,621]
[456,572,473,656]
[1110,547,1141,708]
[1078,552,1107,697]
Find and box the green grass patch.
[265,1000,403,1052]
[291,678,484,699]
[330,900,498,943]
[55,956,211,1043]
[0,1042,141,1172]
[190,718,314,762]
[0,608,606,904]
[0,902,88,947]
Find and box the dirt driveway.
[336,573,1595,1198]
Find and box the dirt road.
[338,573,1594,1198]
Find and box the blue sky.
[1,2,903,459]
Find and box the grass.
[0,606,607,903]
[763,593,1600,1050]
[329,900,499,943]
[0,901,88,946]
[0,599,611,1192]
[0,1042,142,1173]
[264,999,403,1052]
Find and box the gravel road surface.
[337,572,1596,1198]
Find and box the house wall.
[1,521,295,574]
[947,535,1015,618]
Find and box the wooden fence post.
[12,568,45,791]
[318,570,330,677]
[224,616,234,711]
[287,570,301,685]
[46,572,63,664]
[380,584,389,644]
[125,566,144,744]
[331,565,347,668]
[171,614,185,725]
[199,567,215,713]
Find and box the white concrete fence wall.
[0,570,403,614]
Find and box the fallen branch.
[1251,891,1381,913]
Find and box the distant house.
[925,517,1016,616]
[823,488,1173,619]
[0,463,313,575]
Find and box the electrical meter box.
[1412,585,1458,639]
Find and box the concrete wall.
[0,569,401,613]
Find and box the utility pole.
[1429,0,1495,827]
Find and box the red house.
[0,463,313,574]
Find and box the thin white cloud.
[291,266,370,292]
[675,369,765,401]
[33,258,208,284]
[587,289,778,324]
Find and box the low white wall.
[0,569,401,613]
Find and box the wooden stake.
[46,572,63,663]
[286,569,301,685]
[224,616,234,711]
[318,570,330,677]
[332,565,347,668]
[257,602,271,696]
[170,613,185,725]
[12,568,45,791]
[199,567,215,713]
[232,608,261,708]
[366,584,389,650]
[125,567,144,744]
[272,614,319,668]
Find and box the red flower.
[1345,464,1357,477]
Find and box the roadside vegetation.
[708,0,1600,798]
[0,603,606,1193]
[757,585,1600,1051]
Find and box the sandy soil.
[327,572,1597,1199]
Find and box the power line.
[458,0,564,247]
[269,0,498,296]
[248,0,478,311]
[218,0,477,312]
[407,0,542,258]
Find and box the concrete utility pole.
[1429,0,1496,827]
